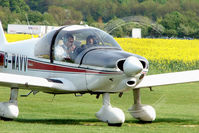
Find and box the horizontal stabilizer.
[136,70,199,88]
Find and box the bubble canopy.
[34,25,122,64]
[53,25,122,62]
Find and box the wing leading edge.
[0,72,77,93]
[136,70,199,89]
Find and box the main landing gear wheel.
[96,93,125,126]
[128,89,156,122]
[0,88,19,120]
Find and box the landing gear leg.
[0,88,19,120]
[96,93,125,126]
[128,88,156,122]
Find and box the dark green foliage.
[0,0,199,38]
[28,11,44,23]
[153,0,167,4]
[160,11,199,38]
[0,0,29,13]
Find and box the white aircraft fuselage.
[0,25,148,94]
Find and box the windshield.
[54,26,121,63]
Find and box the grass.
[1,82,199,133]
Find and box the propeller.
[122,56,143,76]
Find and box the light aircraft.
[0,21,199,126]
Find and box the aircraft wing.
[136,70,199,89]
[0,72,77,93]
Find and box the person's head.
[64,34,74,46]
[67,34,74,44]
[86,35,96,45]
[88,38,94,44]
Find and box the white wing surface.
[136,70,199,88]
[0,72,76,93]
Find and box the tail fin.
[0,21,7,45]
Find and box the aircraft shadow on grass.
[15,118,101,125]
[14,117,197,125]
[126,118,197,124]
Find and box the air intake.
[116,59,125,71]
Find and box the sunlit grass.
[1,83,199,132]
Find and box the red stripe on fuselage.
[28,60,85,73]
[0,53,4,66]
[28,59,119,74]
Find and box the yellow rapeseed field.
[115,38,199,63]
[5,34,38,42]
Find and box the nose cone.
[123,56,143,76]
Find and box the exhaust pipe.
[126,79,136,87]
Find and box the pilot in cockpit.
[65,34,76,54]
[55,34,77,62]
[86,35,98,46]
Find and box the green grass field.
[1,82,199,133]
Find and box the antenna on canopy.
[25,14,34,38]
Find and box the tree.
[153,0,167,4]
[139,0,159,20]
[48,6,68,26]
[25,0,52,13]
[86,14,95,25]
[181,0,199,16]
[160,11,184,36]
[0,6,18,30]
[0,0,30,13]
[65,8,83,25]
[0,0,10,7]
[160,10,199,37]
[43,12,57,25]
[27,11,44,23]
[156,0,181,18]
